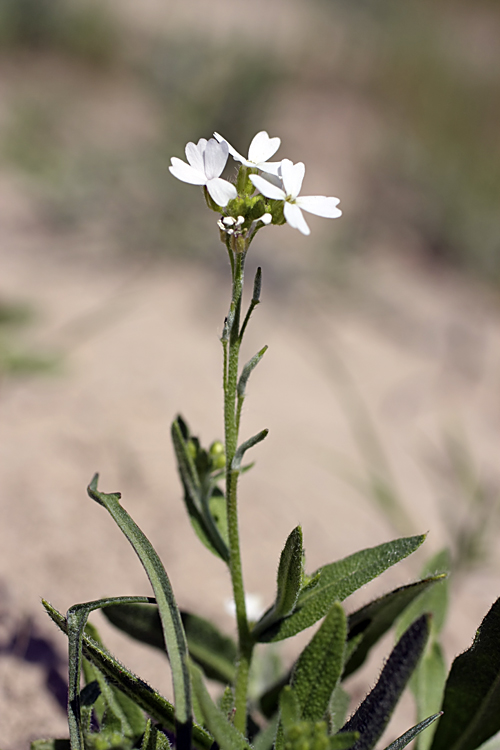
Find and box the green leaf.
[344,575,445,678]
[329,735,359,750]
[237,346,268,399]
[253,526,304,639]
[279,686,301,731]
[383,714,442,750]
[339,614,430,750]
[43,601,214,750]
[87,475,192,749]
[103,602,237,684]
[430,597,500,750]
[65,596,151,750]
[411,641,446,750]
[329,685,350,734]
[396,549,450,641]
[171,419,229,563]
[189,661,251,750]
[253,715,279,750]
[292,602,347,722]
[232,429,268,471]
[140,720,171,750]
[31,741,71,750]
[257,535,426,642]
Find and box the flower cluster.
[169,131,341,238]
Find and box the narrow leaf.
[87,474,192,749]
[279,687,301,732]
[410,642,446,750]
[430,597,500,750]
[189,661,251,750]
[141,720,171,750]
[66,596,150,750]
[396,549,450,641]
[257,535,426,642]
[237,346,268,399]
[30,742,71,750]
[383,714,442,750]
[171,419,229,562]
[329,685,351,734]
[292,602,347,722]
[232,429,268,471]
[344,575,444,678]
[339,614,430,750]
[329,735,359,750]
[42,601,213,750]
[253,526,303,638]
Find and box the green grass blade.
[257,535,426,642]
[430,597,500,750]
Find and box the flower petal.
[169,158,206,185]
[280,159,305,199]
[250,174,286,200]
[284,202,310,235]
[296,195,342,218]
[207,177,237,207]
[204,139,229,180]
[256,160,282,176]
[185,140,206,172]
[248,131,281,164]
[213,132,244,163]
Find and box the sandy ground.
[1,204,500,747]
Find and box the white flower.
[169,138,237,207]
[214,130,282,175]
[250,158,342,236]
[224,593,264,621]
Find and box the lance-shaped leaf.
[291,602,347,722]
[171,418,229,562]
[278,690,358,750]
[43,601,214,750]
[253,526,304,639]
[140,719,171,750]
[103,602,237,684]
[65,596,150,750]
[232,429,268,471]
[430,596,500,750]
[344,574,445,678]
[87,475,192,750]
[237,346,268,399]
[189,662,251,750]
[383,714,442,750]
[339,614,430,750]
[256,535,426,642]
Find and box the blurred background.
[1,0,500,746]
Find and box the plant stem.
[223,247,253,733]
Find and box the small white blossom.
[224,593,264,621]
[214,131,282,175]
[169,138,237,207]
[258,213,272,225]
[250,159,342,236]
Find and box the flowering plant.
[35,131,500,750]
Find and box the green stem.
[223,247,253,733]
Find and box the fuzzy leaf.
[253,526,304,638]
[189,662,251,750]
[171,419,229,562]
[232,429,268,471]
[43,601,214,750]
[383,714,442,750]
[329,735,359,750]
[237,346,268,399]
[87,475,192,749]
[430,597,500,750]
[280,686,301,731]
[344,575,444,678]
[329,685,351,734]
[103,602,236,684]
[339,614,430,750]
[396,550,450,641]
[141,720,171,750]
[411,642,446,750]
[292,602,347,721]
[257,535,426,642]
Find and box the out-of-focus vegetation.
[0,301,57,376]
[311,0,500,281]
[0,0,498,280]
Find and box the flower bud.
[209,441,226,470]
